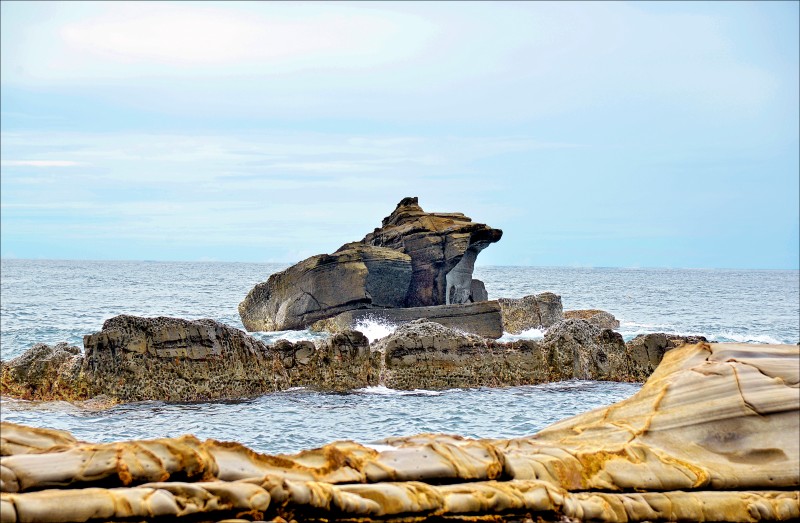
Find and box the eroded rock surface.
[374,319,647,389]
[2,315,379,402]
[311,300,504,339]
[363,197,503,307]
[498,293,564,334]
[239,243,412,331]
[2,343,797,522]
[564,308,620,329]
[3,313,682,403]
[239,197,502,332]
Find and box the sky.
[1,1,798,269]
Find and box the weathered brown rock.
[624,332,710,376]
[2,314,671,403]
[564,308,620,328]
[2,343,798,522]
[363,197,502,307]
[0,343,90,401]
[239,243,412,331]
[1,316,379,402]
[541,318,649,381]
[372,319,647,389]
[238,198,501,333]
[498,293,563,334]
[311,301,504,339]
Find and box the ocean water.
[1,259,797,454]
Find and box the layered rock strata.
[498,293,564,334]
[239,197,503,332]
[2,342,798,522]
[310,300,504,339]
[239,243,412,331]
[363,197,503,307]
[2,315,669,403]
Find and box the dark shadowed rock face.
[239,243,411,331]
[362,197,502,307]
[498,293,564,334]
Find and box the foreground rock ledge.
[1,342,798,522]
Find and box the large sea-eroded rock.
[239,197,503,332]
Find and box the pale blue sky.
[1,1,798,268]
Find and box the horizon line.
[1,256,797,272]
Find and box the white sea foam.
[707,331,787,345]
[497,328,546,343]
[353,317,398,343]
[355,385,444,396]
[618,328,791,345]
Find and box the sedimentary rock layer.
[311,300,504,339]
[1,342,798,522]
[239,243,412,331]
[239,197,503,332]
[363,197,503,307]
[2,316,665,402]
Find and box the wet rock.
[498,293,563,334]
[1,316,380,402]
[0,343,91,401]
[625,332,709,375]
[372,319,644,390]
[564,309,620,329]
[1,342,797,522]
[239,243,412,331]
[540,319,646,381]
[311,300,504,339]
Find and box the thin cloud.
[1,160,83,167]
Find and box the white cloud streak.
[1,160,83,167]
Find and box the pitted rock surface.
[2,314,674,402]
[498,293,564,334]
[564,309,620,329]
[2,342,797,522]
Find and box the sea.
[1,259,797,454]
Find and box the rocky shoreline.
[2,342,797,522]
[1,312,705,403]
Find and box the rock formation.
[362,197,503,307]
[1,315,378,402]
[239,243,412,331]
[564,308,620,328]
[2,342,797,522]
[311,300,504,339]
[2,315,671,403]
[239,197,502,332]
[498,292,564,333]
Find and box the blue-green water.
[1,259,797,453]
